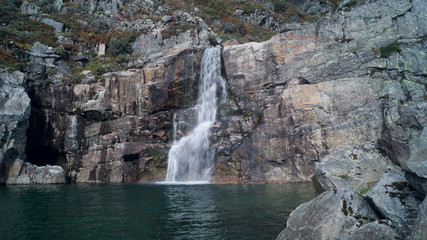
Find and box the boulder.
[40,18,65,33]
[161,15,173,23]
[277,189,390,240]
[366,172,422,237]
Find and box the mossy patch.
[390,181,408,191]
[359,186,372,195]
[150,149,166,169]
[100,121,111,135]
[380,42,401,58]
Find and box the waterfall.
[165,48,226,183]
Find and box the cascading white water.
[165,48,226,183]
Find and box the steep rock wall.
[216,0,426,186]
[25,44,204,183]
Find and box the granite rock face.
[0,70,31,184]
[216,0,426,187]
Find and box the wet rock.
[277,189,386,240]
[366,172,422,238]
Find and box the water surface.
[0,183,315,240]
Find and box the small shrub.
[108,36,131,55]
[273,0,290,12]
[161,23,192,39]
[62,43,79,55]
[0,48,17,69]
[343,0,359,8]
[0,2,57,47]
[223,22,237,33]
[324,0,341,8]
[116,54,128,63]
[380,42,401,58]
[219,34,232,42]
[35,0,57,12]
[85,61,104,75]
[66,71,83,84]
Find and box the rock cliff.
[0,0,426,237]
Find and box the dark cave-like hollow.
[26,145,66,166]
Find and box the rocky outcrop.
[216,0,426,188]
[314,146,400,193]
[0,69,31,184]
[366,173,422,238]
[6,160,66,184]
[277,189,398,240]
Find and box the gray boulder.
[277,189,390,240]
[366,172,422,237]
[40,18,65,33]
[161,15,173,23]
[27,42,60,65]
